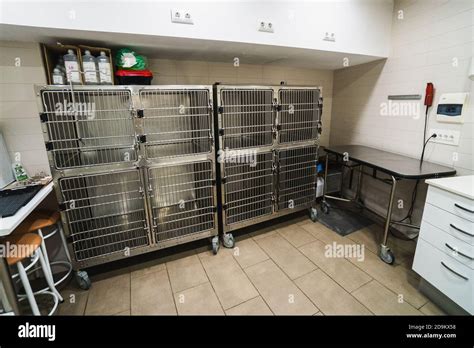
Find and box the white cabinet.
[413,176,474,314]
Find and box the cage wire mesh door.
[138,87,213,158]
[222,151,274,229]
[218,87,274,149]
[58,169,149,267]
[277,87,322,144]
[277,145,318,211]
[40,87,136,171]
[148,161,217,246]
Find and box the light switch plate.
[429,128,460,146]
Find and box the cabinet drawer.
[422,203,474,245]
[426,186,474,222]
[420,220,474,269]
[413,238,473,314]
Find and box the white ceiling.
[0,24,384,70]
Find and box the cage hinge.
[318,97,323,108]
[221,177,227,184]
[58,202,67,211]
[213,206,218,213]
[137,135,146,143]
[45,142,53,151]
[222,204,228,210]
[276,124,282,131]
[66,236,73,244]
[219,129,224,136]
[317,121,323,135]
[218,106,224,114]
[136,109,144,118]
[276,104,282,111]
[211,179,216,185]
[39,113,48,122]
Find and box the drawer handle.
[454,203,474,214]
[445,243,474,260]
[450,223,474,237]
[441,261,469,281]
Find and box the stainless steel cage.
[37,85,219,272]
[58,169,149,263]
[39,88,136,170]
[222,151,274,228]
[217,87,274,149]
[215,85,322,234]
[148,160,217,244]
[277,145,318,210]
[139,87,213,158]
[277,88,321,144]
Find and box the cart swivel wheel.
[321,202,330,214]
[211,236,220,255]
[309,208,318,222]
[223,233,235,249]
[75,270,91,290]
[379,249,395,265]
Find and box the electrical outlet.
[258,21,274,33]
[429,129,460,146]
[171,9,194,24]
[323,32,336,42]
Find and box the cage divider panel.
[220,88,274,149]
[223,151,274,225]
[148,161,216,242]
[40,88,136,169]
[278,88,321,144]
[58,170,148,262]
[139,88,212,158]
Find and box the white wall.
[329,0,473,231]
[0,41,333,176]
[0,0,393,58]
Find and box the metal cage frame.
[214,85,322,233]
[36,85,218,270]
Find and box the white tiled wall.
[0,42,333,176]
[329,0,474,229]
[0,40,49,176]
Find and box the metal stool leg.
[17,261,40,315]
[37,249,63,302]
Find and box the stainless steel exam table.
[321,145,456,264]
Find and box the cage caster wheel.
[223,233,235,249]
[309,207,318,222]
[379,246,395,265]
[321,201,330,214]
[75,270,91,290]
[211,236,220,255]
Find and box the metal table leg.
[379,175,397,264]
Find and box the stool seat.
[14,211,60,235]
[5,233,42,266]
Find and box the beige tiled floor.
[58,217,446,316]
